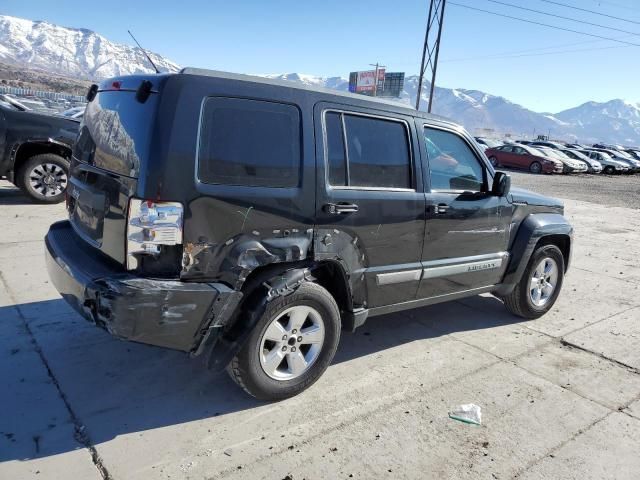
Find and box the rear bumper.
[45,221,241,354]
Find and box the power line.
[443,33,634,59]
[485,0,640,36]
[442,42,630,63]
[591,0,640,13]
[539,0,640,25]
[449,2,640,47]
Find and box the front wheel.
[18,153,69,203]
[529,161,542,174]
[502,244,564,319]
[489,156,499,167]
[603,165,615,175]
[227,282,341,400]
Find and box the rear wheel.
[227,282,341,400]
[489,156,499,167]
[603,165,615,175]
[18,154,69,203]
[502,244,564,319]
[529,161,542,174]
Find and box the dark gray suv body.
[45,69,573,399]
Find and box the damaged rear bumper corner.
[44,221,242,353]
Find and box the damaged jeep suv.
[45,69,573,400]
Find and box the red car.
[485,144,564,174]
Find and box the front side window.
[325,111,411,189]
[424,127,485,192]
[198,98,301,187]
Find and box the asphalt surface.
[502,169,640,209]
[1,178,640,480]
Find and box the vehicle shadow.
[2,295,522,462]
[0,183,35,205]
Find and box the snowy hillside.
[1,12,638,145]
[0,15,180,80]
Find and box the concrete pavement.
[1,179,639,479]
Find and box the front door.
[313,103,426,308]
[417,123,512,299]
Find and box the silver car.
[560,149,602,173]
[581,150,629,174]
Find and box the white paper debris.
[448,404,482,425]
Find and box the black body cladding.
[45,68,572,357]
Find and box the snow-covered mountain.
[0,15,180,80]
[554,99,640,144]
[1,13,638,145]
[263,73,640,145]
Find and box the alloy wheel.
[528,257,559,307]
[259,305,325,381]
[28,163,68,198]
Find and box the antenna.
[128,30,160,74]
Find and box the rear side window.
[325,111,411,189]
[198,98,301,187]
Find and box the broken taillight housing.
[126,199,183,270]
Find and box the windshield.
[537,148,562,160]
[563,150,589,161]
[610,150,631,158]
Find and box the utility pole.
[416,0,447,112]
[369,63,386,97]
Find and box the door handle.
[434,203,449,214]
[324,202,359,215]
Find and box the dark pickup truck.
[45,70,573,400]
[0,95,79,202]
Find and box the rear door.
[314,103,426,308]
[417,123,511,299]
[498,145,515,167]
[512,146,529,169]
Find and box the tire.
[603,166,614,175]
[502,244,564,319]
[18,153,70,204]
[489,156,499,167]
[227,282,341,400]
[529,161,542,174]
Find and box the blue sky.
[3,0,640,112]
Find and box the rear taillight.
[126,198,183,270]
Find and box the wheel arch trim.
[495,213,573,296]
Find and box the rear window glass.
[325,112,411,189]
[77,91,158,177]
[198,98,301,187]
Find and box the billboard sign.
[349,69,386,93]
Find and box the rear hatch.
[68,76,161,266]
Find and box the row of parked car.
[474,137,640,175]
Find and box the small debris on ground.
[448,404,482,425]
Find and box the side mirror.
[492,171,511,196]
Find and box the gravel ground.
[502,169,640,208]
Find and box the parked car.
[530,141,565,150]
[624,149,640,160]
[0,94,80,202]
[590,148,640,172]
[58,106,86,119]
[580,150,629,174]
[534,146,589,173]
[485,144,563,174]
[45,70,573,400]
[515,140,533,145]
[559,149,602,173]
[474,137,502,151]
